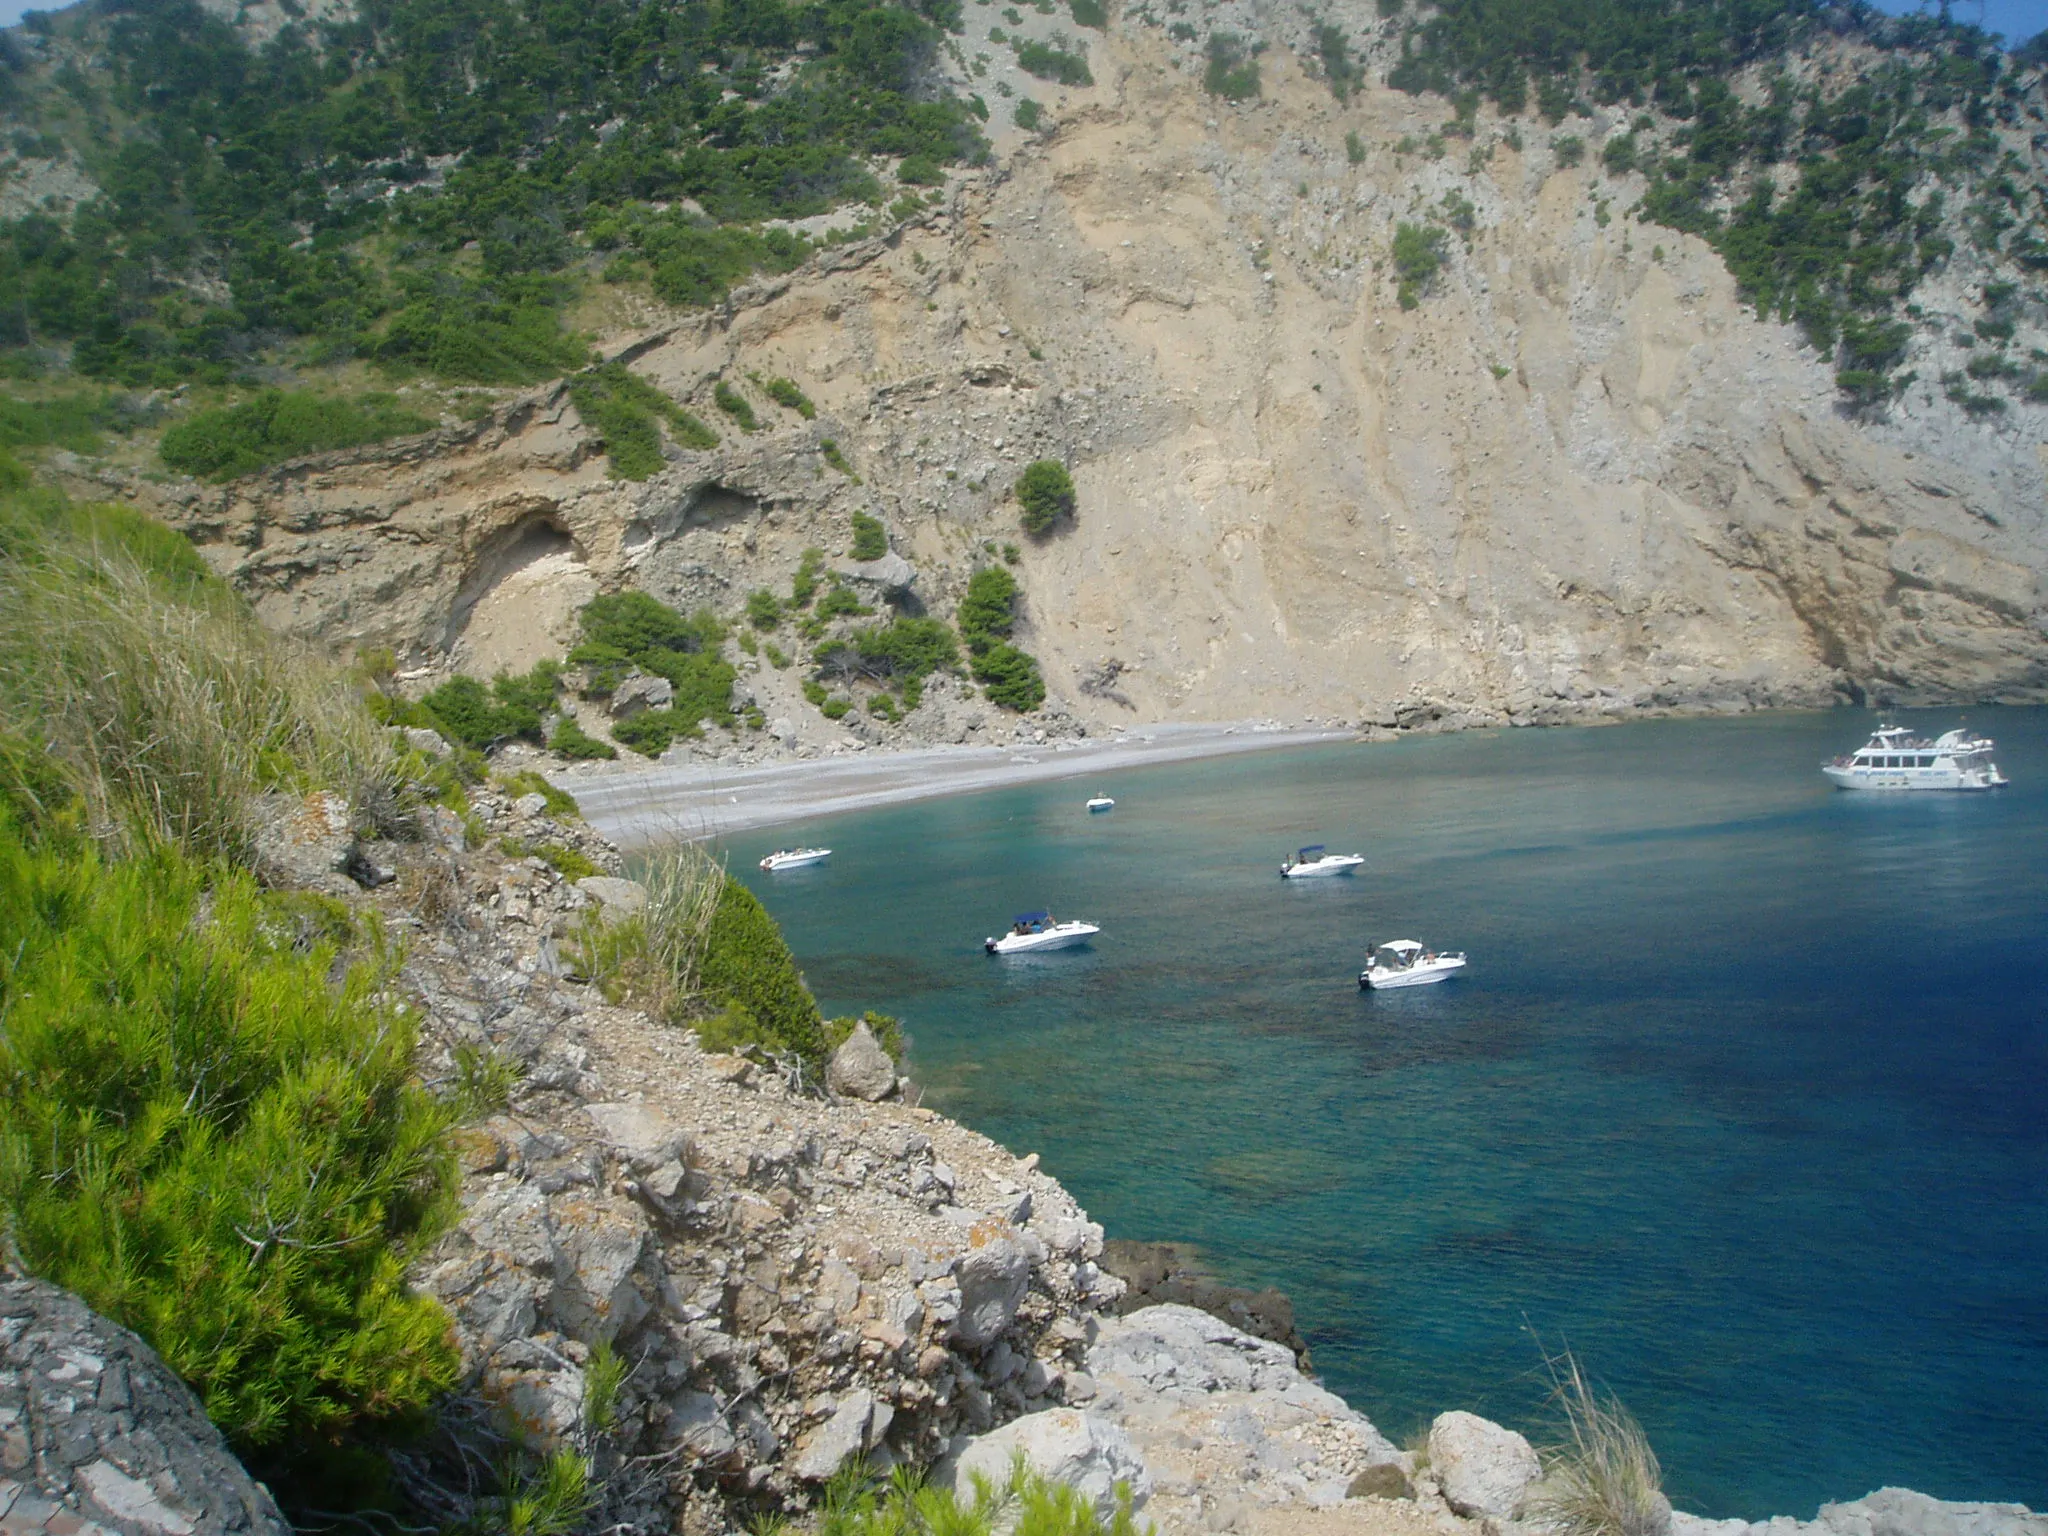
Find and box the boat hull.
[1821,765,2006,792]
[1280,855,1365,879]
[1361,957,1466,989]
[986,924,1100,955]
[1087,800,1115,812]
[760,850,831,870]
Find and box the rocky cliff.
[65,0,2045,750]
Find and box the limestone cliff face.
[136,14,2048,733]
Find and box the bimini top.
[1297,845,1326,860]
[1377,940,1424,955]
[1014,911,1050,925]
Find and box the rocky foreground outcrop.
[0,1278,289,1536]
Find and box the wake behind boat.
[1280,845,1365,879]
[1360,940,1467,989]
[759,847,831,871]
[985,911,1101,955]
[1822,724,2007,791]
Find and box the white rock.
[827,1021,897,1100]
[583,1102,692,1172]
[954,1235,1030,1347]
[547,1199,651,1343]
[576,875,648,916]
[1429,1410,1542,1519]
[941,1408,1151,1518]
[794,1388,889,1481]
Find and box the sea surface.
[720,709,2048,1521]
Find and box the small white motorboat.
[1822,724,2007,791]
[986,911,1101,955]
[1280,845,1365,879]
[759,847,831,871]
[1087,795,1116,812]
[1360,940,1467,990]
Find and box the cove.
[722,709,2048,1521]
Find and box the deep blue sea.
[719,710,2048,1521]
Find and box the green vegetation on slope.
[159,390,435,479]
[0,488,456,1484]
[0,0,987,393]
[1383,0,2047,400]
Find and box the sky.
[0,0,2045,67]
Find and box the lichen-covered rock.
[1429,1410,1542,1519]
[0,1276,290,1536]
[953,1234,1031,1348]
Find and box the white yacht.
[1280,845,1366,879]
[759,847,831,871]
[1360,940,1467,990]
[1086,795,1116,812]
[1822,725,2007,792]
[985,911,1101,955]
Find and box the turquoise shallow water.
[720,709,2048,1520]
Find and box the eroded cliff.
[100,4,2048,741]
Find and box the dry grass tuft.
[0,498,400,859]
[569,841,725,1019]
[1523,1350,1669,1536]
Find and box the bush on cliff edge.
[698,877,828,1067]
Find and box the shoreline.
[562,720,1360,845]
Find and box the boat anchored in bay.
[1360,940,1467,990]
[1822,725,2007,792]
[759,847,831,871]
[1280,845,1365,879]
[986,911,1101,955]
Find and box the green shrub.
[821,440,861,480]
[0,819,458,1463]
[747,588,784,631]
[698,878,827,1065]
[421,663,562,751]
[822,695,853,719]
[792,547,829,607]
[1552,134,1585,168]
[761,376,817,417]
[958,565,1020,651]
[567,362,717,478]
[765,642,792,669]
[0,391,125,460]
[549,717,617,760]
[1015,98,1044,130]
[974,641,1046,711]
[496,769,579,818]
[1204,32,1260,100]
[1068,0,1106,28]
[814,1461,1148,1536]
[855,616,960,680]
[850,511,889,560]
[160,392,434,481]
[1346,130,1366,165]
[568,593,733,734]
[1017,39,1093,86]
[1393,223,1448,309]
[1015,459,1077,536]
[817,581,874,619]
[713,381,759,431]
[803,679,830,706]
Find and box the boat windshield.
[1298,845,1325,861]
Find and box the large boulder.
[953,1235,1031,1348]
[939,1408,1151,1518]
[1429,1410,1543,1519]
[836,552,918,599]
[826,1021,897,1101]
[0,1276,291,1536]
[608,672,674,720]
[575,876,648,918]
